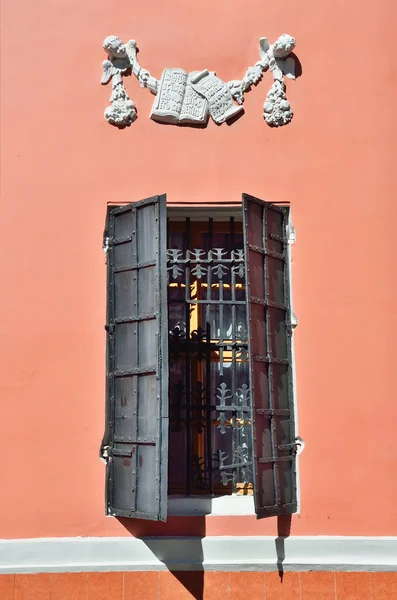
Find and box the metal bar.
[182,299,246,305]
[278,443,298,451]
[113,436,156,445]
[250,297,287,310]
[256,502,296,514]
[205,321,213,494]
[113,367,157,377]
[114,261,156,273]
[270,233,288,243]
[253,355,289,365]
[169,339,247,347]
[256,408,290,416]
[131,210,138,324]
[108,205,134,216]
[110,196,159,215]
[111,236,133,245]
[205,217,213,494]
[259,456,294,464]
[185,217,192,495]
[219,461,253,470]
[205,218,213,339]
[218,249,224,374]
[158,194,169,521]
[112,448,133,457]
[107,213,116,513]
[282,208,297,506]
[170,258,244,264]
[230,217,238,491]
[242,194,289,214]
[109,508,162,520]
[263,206,280,506]
[112,314,157,324]
[131,207,139,515]
[248,244,285,260]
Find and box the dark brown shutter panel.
[105,195,168,521]
[243,193,297,519]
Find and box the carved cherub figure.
[262,34,296,81]
[228,33,296,127]
[101,35,136,127]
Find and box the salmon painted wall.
[1,0,397,539]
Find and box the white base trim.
[167,495,255,516]
[1,536,397,573]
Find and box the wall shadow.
[275,514,292,581]
[118,515,206,600]
[290,53,302,78]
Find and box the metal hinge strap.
[111,448,132,457]
[256,408,290,416]
[259,456,294,464]
[113,435,156,445]
[270,233,288,243]
[248,244,285,260]
[113,313,157,324]
[250,297,288,310]
[277,443,298,451]
[253,355,289,365]
[114,261,156,273]
[113,367,157,377]
[109,236,133,246]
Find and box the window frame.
[102,197,300,520]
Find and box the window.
[101,194,298,521]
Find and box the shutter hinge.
[105,323,115,334]
[287,312,298,331]
[287,224,296,245]
[278,436,305,455]
[100,445,109,460]
[278,443,298,451]
[103,236,110,255]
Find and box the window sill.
[167,494,255,516]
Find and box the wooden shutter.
[243,193,297,518]
[105,195,168,521]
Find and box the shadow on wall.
[119,516,206,599]
[275,514,292,581]
[118,514,292,599]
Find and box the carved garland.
[100,34,297,128]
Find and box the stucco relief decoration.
[101,34,297,128]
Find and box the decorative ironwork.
[167,216,252,494]
[215,383,234,434]
[167,247,246,283]
[217,444,252,486]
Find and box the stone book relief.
[100,34,298,128]
[150,69,208,125]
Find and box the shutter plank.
[243,193,297,519]
[105,195,168,521]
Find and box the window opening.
[167,216,253,495]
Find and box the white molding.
[168,495,255,516]
[1,536,397,573]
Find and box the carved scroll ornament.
[100,34,297,128]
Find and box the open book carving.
[150,69,244,125]
[100,34,297,128]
